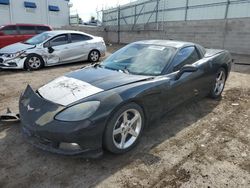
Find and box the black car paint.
[19,40,232,157]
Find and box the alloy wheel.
[214,69,226,96]
[90,51,99,62]
[28,56,41,69]
[112,109,142,149]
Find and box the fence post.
[118,6,121,44]
[134,4,137,27]
[185,0,189,21]
[225,0,230,19]
[156,0,159,30]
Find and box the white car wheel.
[25,54,44,70]
[88,50,100,62]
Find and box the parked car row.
[0,30,106,70]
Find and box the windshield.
[101,43,176,76]
[24,32,53,45]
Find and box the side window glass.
[172,46,200,71]
[50,35,68,47]
[1,26,18,35]
[19,26,36,34]
[71,34,92,43]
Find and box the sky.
[70,0,134,21]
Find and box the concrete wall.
[104,18,250,55]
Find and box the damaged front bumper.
[0,56,25,69]
[19,85,104,158]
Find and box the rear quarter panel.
[208,50,232,78]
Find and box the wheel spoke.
[128,128,138,137]
[214,83,218,92]
[129,113,139,126]
[113,127,123,136]
[218,71,223,81]
[120,133,127,149]
[123,111,128,123]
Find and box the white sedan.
[0,30,106,70]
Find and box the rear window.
[19,26,36,34]
[1,26,18,35]
[36,26,51,34]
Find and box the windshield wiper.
[93,63,102,67]
[119,67,130,74]
[97,64,131,74]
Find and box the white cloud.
[70,0,134,21]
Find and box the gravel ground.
[0,46,249,188]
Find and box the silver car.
[0,30,106,70]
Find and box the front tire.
[24,54,44,70]
[209,67,227,99]
[104,103,145,154]
[88,50,100,63]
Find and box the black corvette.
[19,40,232,157]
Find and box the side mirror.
[48,46,54,54]
[175,65,198,80]
[0,31,4,36]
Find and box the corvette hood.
[38,67,151,106]
[0,42,35,54]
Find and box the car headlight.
[55,101,100,121]
[4,51,25,58]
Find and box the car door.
[67,33,92,61]
[162,46,203,111]
[45,34,71,65]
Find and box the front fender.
[86,78,168,126]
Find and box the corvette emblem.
[27,104,34,111]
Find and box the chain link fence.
[102,0,250,30]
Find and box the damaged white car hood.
[38,76,103,106]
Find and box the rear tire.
[209,67,226,99]
[24,54,44,71]
[104,103,145,154]
[88,50,100,63]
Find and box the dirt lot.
[0,46,250,188]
